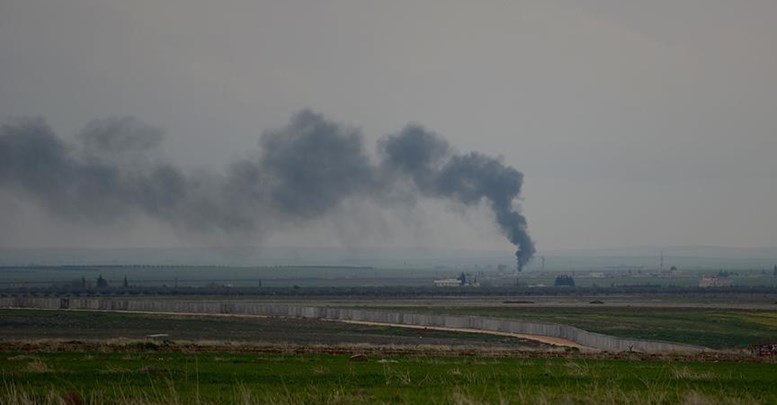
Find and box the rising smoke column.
[0,111,534,266]
[380,125,535,270]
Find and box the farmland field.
[3,290,776,350]
[1,287,776,403]
[1,348,775,404]
[0,309,542,349]
[330,303,777,349]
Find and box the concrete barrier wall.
[0,297,706,353]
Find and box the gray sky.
[1,1,775,251]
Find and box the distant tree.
[123,275,129,288]
[554,275,575,287]
[96,274,109,288]
[774,265,776,277]
[81,276,86,289]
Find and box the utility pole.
[660,250,664,272]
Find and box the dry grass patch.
[22,359,53,373]
[669,366,719,381]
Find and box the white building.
[433,278,462,287]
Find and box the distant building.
[434,278,463,287]
[554,275,575,287]
[434,272,479,287]
[698,275,732,288]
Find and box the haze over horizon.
[1,1,776,252]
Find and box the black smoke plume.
[380,125,535,269]
[0,111,534,266]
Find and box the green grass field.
[2,351,776,404]
[342,305,777,349]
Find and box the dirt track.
[339,319,592,350]
[108,309,587,349]
[101,309,591,350]
[0,308,550,349]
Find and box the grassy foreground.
[2,350,776,404]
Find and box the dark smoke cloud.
[0,111,534,266]
[79,116,163,155]
[259,110,374,218]
[380,126,535,269]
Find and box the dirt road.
[338,319,593,351]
